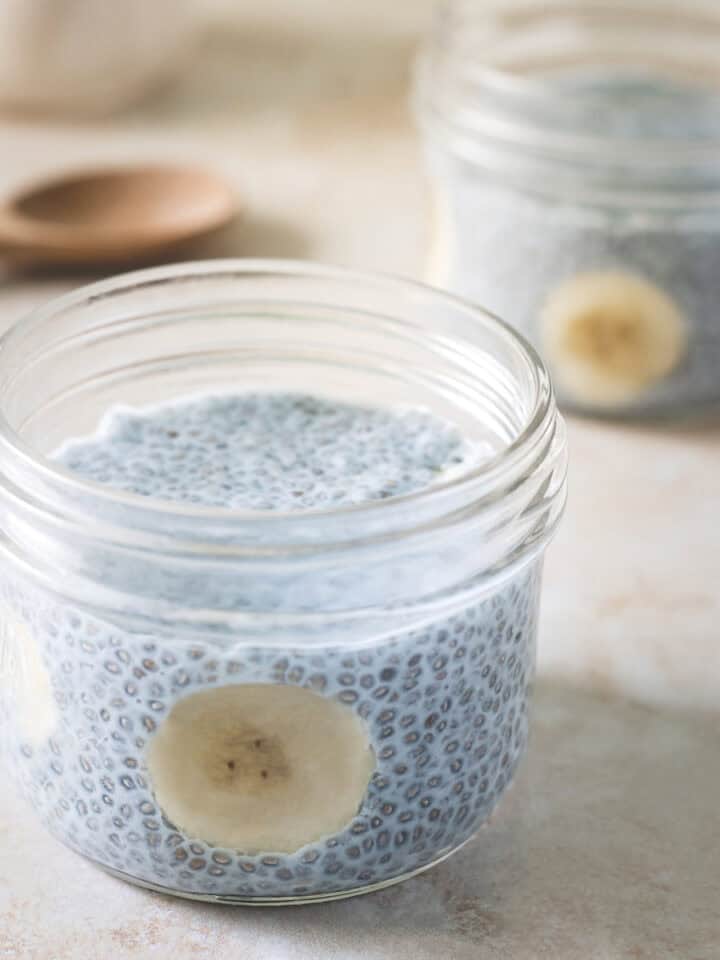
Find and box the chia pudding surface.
[57,392,476,510]
[2,391,540,901]
[427,71,720,416]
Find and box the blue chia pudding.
[2,391,540,902]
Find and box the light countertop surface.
[1,2,719,957]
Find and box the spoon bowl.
[0,165,236,265]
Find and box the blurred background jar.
[0,0,198,116]
[415,0,720,419]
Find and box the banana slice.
[2,610,58,747]
[146,683,375,854]
[540,271,687,406]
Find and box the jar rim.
[0,259,567,625]
[415,0,720,200]
[0,258,558,534]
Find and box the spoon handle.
[0,213,32,260]
[0,241,28,258]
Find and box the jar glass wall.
[0,260,566,903]
[415,0,720,418]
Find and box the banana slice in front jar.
[146,683,376,855]
[2,612,58,748]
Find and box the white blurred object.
[0,0,198,115]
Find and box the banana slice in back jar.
[541,270,687,407]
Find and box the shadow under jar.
[415,0,720,419]
[0,260,566,904]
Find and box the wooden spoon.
[0,165,236,266]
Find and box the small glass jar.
[0,260,566,904]
[415,0,720,418]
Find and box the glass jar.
[415,0,720,418]
[0,260,566,904]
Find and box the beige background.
[0,2,718,956]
